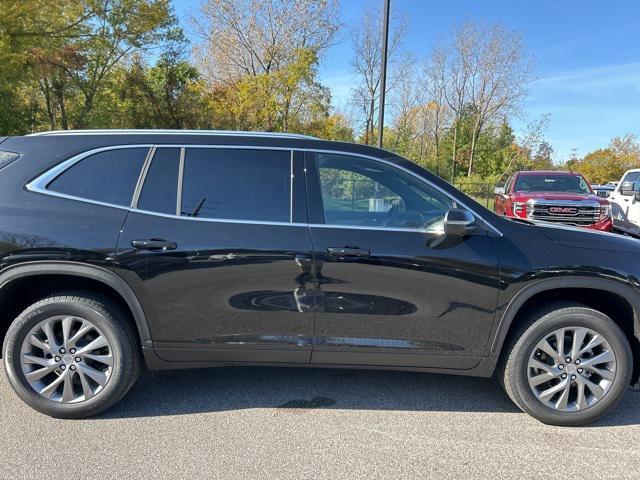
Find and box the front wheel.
[2,292,140,418]
[500,303,633,426]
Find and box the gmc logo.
[548,206,579,215]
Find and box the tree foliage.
[192,0,340,82]
[568,135,640,184]
[0,0,637,187]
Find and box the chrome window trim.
[25,143,502,236]
[176,147,185,216]
[289,151,294,223]
[308,223,445,234]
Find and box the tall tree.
[193,0,340,83]
[0,0,86,132]
[203,48,334,134]
[68,0,176,128]
[440,35,469,181]
[431,21,534,178]
[422,49,449,174]
[463,22,534,176]
[349,0,407,145]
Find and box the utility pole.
[377,0,390,149]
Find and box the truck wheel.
[2,292,140,418]
[500,302,632,426]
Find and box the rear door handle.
[327,246,370,257]
[132,239,177,251]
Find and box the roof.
[28,129,319,140]
[516,170,580,176]
[12,128,405,172]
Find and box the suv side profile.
[1,130,638,426]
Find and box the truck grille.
[528,203,600,225]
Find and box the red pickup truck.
[494,170,613,231]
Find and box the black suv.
[0,130,638,425]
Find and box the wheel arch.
[491,276,640,387]
[0,261,152,348]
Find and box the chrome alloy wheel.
[19,316,114,403]
[527,327,616,412]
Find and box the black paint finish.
[0,132,638,379]
[308,226,500,366]
[117,212,315,363]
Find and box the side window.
[137,148,181,214]
[181,148,291,222]
[315,153,452,230]
[47,147,148,206]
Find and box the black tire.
[2,292,141,418]
[500,302,632,426]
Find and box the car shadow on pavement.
[98,366,640,427]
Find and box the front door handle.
[131,239,177,251]
[327,246,370,258]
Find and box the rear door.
[115,145,315,363]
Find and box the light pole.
[377,0,390,149]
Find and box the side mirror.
[621,181,636,196]
[494,186,506,195]
[444,208,476,236]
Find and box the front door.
[116,146,315,363]
[305,152,501,369]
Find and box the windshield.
[514,174,591,194]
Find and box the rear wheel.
[2,292,140,418]
[501,303,632,426]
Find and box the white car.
[609,169,640,236]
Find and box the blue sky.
[172,0,640,161]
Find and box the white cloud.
[533,62,640,98]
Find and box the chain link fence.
[454,182,495,211]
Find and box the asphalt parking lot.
[1,366,639,480]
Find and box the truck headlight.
[513,202,527,217]
[599,205,611,220]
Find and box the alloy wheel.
[527,326,616,412]
[19,315,114,403]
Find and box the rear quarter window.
[46,147,149,206]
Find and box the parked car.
[0,130,638,426]
[494,171,613,231]
[609,169,640,237]
[591,184,615,199]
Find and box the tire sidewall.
[3,299,129,418]
[512,310,633,425]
